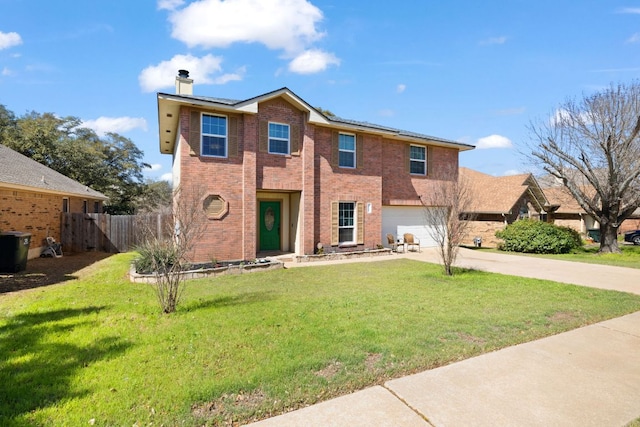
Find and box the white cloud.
[550,108,594,126]
[288,49,340,74]
[378,109,395,117]
[2,67,12,76]
[211,66,245,84]
[167,0,324,52]
[476,134,513,149]
[162,0,339,75]
[617,7,640,14]
[138,53,243,92]
[82,116,148,136]
[160,172,173,182]
[396,84,406,93]
[627,33,640,43]
[158,0,184,10]
[479,36,507,45]
[0,31,22,50]
[503,169,522,176]
[147,163,163,171]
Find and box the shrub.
[134,240,178,274]
[495,219,582,254]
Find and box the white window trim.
[201,113,228,158]
[268,121,290,155]
[338,201,357,245]
[339,132,356,169]
[410,144,427,176]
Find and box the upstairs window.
[268,122,290,155]
[202,114,227,157]
[410,145,426,175]
[338,133,356,168]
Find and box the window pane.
[269,123,289,139]
[410,145,425,160]
[269,138,289,154]
[339,228,354,243]
[203,115,226,136]
[202,115,227,157]
[203,135,227,157]
[339,151,355,168]
[339,134,355,151]
[339,134,355,168]
[410,160,426,175]
[268,123,290,154]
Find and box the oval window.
[264,207,275,231]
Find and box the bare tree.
[529,82,640,253]
[421,171,476,275]
[136,185,207,313]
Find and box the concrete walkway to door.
[248,247,640,426]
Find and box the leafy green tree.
[0,107,150,214]
[134,179,173,213]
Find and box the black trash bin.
[0,232,32,273]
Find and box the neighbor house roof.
[157,87,475,155]
[542,186,586,214]
[542,184,640,218]
[460,167,549,214]
[0,144,108,200]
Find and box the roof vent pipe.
[175,69,193,95]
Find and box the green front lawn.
[2,254,640,426]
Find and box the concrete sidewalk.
[247,249,640,426]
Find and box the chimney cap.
[178,69,190,78]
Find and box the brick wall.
[463,220,506,248]
[315,127,383,250]
[0,187,102,258]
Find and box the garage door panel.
[382,206,442,248]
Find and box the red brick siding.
[256,99,305,191]
[177,106,246,261]
[382,142,458,205]
[314,127,383,249]
[0,187,102,258]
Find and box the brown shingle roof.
[0,144,108,199]
[542,186,585,213]
[460,167,547,214]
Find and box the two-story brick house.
[157,71,474,262]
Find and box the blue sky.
[2,1,640,182]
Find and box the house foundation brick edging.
[294,248,393,263]
[128,260,284,284]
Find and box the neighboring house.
[542,186,598,234]
[543,185,640,235]
[0,144,108,259]
[459,168,549,247]
[157,71,474,262]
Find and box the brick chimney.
[175,69,193,95]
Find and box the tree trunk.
[598,223,620,254]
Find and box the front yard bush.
[496,219,582,254]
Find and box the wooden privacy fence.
[60,213,172,253]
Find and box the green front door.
[260,201,281,251]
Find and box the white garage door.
[382,206,443,248]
